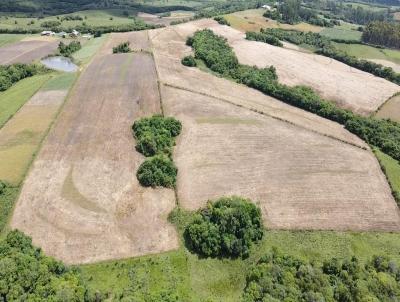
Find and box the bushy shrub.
[40,20,61,28]
[0,180,6,194]
[243,250,400,302]
[246,31,283,47]
[185,196,263,258]
[0,230,89,301]
[58,40,81,57]
[181,55,197,67]
[214,16,230,26]
[136,155,178,188]
[112,41,131,53]
[133,115,182,157]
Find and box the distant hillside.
[0,0,198,15]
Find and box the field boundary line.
[374,91,400,116]
[163,82,368,151]
[148,32,165,116]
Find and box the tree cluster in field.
[133,115,181,188]
[112,41,131,54]
[322,0,391,25]
[246,28,400,86]
[60,15,83,21]
[362,21,400,49]
[185,196,263,258]
[0,63,47,92]
[58,40,81,57]
[189,29,400,163]
[243,249,400,302]
[0,230,91,301]
[264,0,337,27]
[213,16,230,26]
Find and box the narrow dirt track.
[11,33,178,264]
[0,40,58,64]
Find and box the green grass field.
[0,74,52,129]
[72,34,108,65]
[320,27,363,40]
[41,72,77,90]
[333,42,400,64]
[0,34,27,47]
[0,185,19,235]
[81,209,400,301]
[345,2,389,11]
[374,148,400,201]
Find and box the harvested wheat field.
[162,85,400,231]
[149,23,400,231]
[0,40,59,64]
[376,94,400,122]
[11,32,178,264]
[175,19,400,115]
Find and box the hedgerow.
[58,40,81,57]
[185,196,263,258]
[0,63,48,92]
[189,29,400,162]
[246,28,400,85]
[243,249,400,302]
[136,155,178,188]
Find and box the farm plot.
[162,85,400,231]
[0,39,58,65]
[11,32,178,264]
[149,26,365,148]
[176,19,400,115]
[376,94,400,122]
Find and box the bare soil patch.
[137,12,194,26]
[0,40,58,64]
[11,33,178,264]
[174,19,400,116]
[163,85,400,231]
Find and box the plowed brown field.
[0,40,58,64]
[11,32,178,264]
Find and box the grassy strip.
[72,35,108,65]
[0,74,52,128]
[0,34,27,47]
[0,184,19,234]
[374,148,400,204]
[190,29,400,164]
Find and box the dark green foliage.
[132,115,182,157]
[0,63,47,92]
[247,28,400,86]
[246,31,283,47]
[185,196,263,258]
[362,21,400,49]
[136,155,177,188]
[181,55,197,67]
[243,249,400,302]
[190,29,400,163]
[40,20,61,28]
[60,15,83,21]
[112,41,131,54]
[58,40,82,57]
[213,16,230,26]
[0,230,89,301]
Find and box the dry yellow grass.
[376,94,400,122]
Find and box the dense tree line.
[264,0,336,27]
[189,29,400,162]
[0,63,47,91]
[185,196,263,258]
[0,230,91,301]
[362,21,400,49]
[58,41,81,57]
[243,249,400,301]
[112,41,131,54]
[133,115,181,188]
[246,28,400,85]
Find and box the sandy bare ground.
[11,32,178,264]
[137,12,194,26]
[0,40,58,65]
[163,85,400,231]
[150,23,400,231]
[173,19,400,116]
[0,90,67,185]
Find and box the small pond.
[41,56,78,72]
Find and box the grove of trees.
[243,249,400,301]
[58,41,82,57]
[362,21,400,49]
[0,63,47,91]
[112,41,131,54]
[185,196,264,258]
